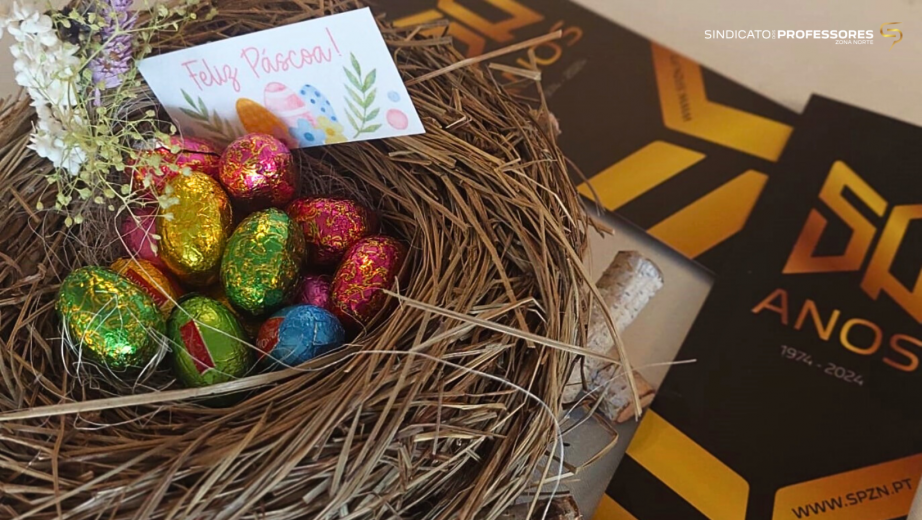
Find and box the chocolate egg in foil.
[286,196,378,266]
[110,258,183,317]
[218,133,298,212]
[331,236,407,329]
[221,208,306,316]
[201,283,263,339]
[296,274,332,310]
[120,206,168,271]
[167,295,253,388]
[56,266,166,371]
[257,304,344,370]
[158,172,233,287]
[127,136,221,197]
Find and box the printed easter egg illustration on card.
[138,8,424,147]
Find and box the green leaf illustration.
[345,69,362,91]
[180,89,239,143]
[182,90,196,109]
[362,89,377,109]
[351,53,361,77]
[180,108,208,121]
[345,111,360,133]
[347,88,364,108]
[362,69,376,92]
[343,53,382,138]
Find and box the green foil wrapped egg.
[56,266,165,371]
[221,208,306,316]
[158,172,233,287]
[167,295,253,387]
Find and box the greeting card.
[139,8,424,147]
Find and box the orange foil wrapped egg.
[110,258,183,317]
[218,133,298,212]
[331,236,407,329]
[286,196,378,267]
[127,136,221,197]
[157,172,233,287]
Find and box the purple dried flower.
[88,0,136,102]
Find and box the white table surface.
[2,0,920,517]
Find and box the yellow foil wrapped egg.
[158,172,233,287]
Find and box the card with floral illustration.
[138,8,424,147]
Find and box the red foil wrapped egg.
[331,236,407,329]
[218,133,298,212]
[286,196,378,266]
[297,274,332,310]
[120,206,168,271]
[127,136,221,197]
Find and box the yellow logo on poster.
[880,22,902,49]
[783,161,922,323]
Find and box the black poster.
[377,0,797,271]
[604,96,922,520]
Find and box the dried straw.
[0,1,613,518]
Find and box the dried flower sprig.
[0,0,209,225]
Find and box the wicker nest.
[0,1,596,519]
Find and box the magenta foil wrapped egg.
[331,236,407,329]
[127,136,221,197]
[286,196,378,266]
[296,274,332,310]
[218,133,298,212]
[120,206,168,271]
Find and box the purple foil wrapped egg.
[286,196,378,266]
[297,274,332,310]
[120,206,168,271]
[331,236,407,329]
[218,133,298,212]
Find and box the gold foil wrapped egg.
[110,258,183,317]
[158,172,233,287]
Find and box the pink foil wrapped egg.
[331,236,407,329]
[127,136,221,197]
[286,196,378,266]
[296,274,332,310]
[120,206,168,271]
[218,133,298,212]
[264,82,316,129]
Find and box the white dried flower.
[3,0,87,175]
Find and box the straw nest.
[0,1,603,519]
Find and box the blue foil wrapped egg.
[256,305,345,370]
